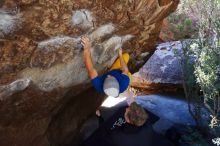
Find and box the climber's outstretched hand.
[118,48,129,75]
[81,35,91,51]
[81,35,98,79]
[118,48,123,56]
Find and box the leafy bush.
[168,13,196,39]
[180,127,211,146]
[176,0,220,145]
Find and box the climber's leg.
[110,53,129,70]
[110,53,132,81]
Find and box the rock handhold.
[89,23,115,42]
[97,35,134,65]
[71,9,95,31]
[0,8,21,38]
[37,36,78,53]
[0,78,31,101]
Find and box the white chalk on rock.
[0,78,31,101]
[38,36,77,52]
[71,9,95,31]
[0,10,20,37]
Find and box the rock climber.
[81,35,131,97]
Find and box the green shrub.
[176,0,220,144]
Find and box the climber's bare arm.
[81,36,98,79]
[119,49,129,75]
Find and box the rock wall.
[0,0,179,146]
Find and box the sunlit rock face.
[0,0,179,146]
[131,41,183,94]
[139,41,183,84]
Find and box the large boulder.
[131,41,184,94]
[0,0,179,146]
